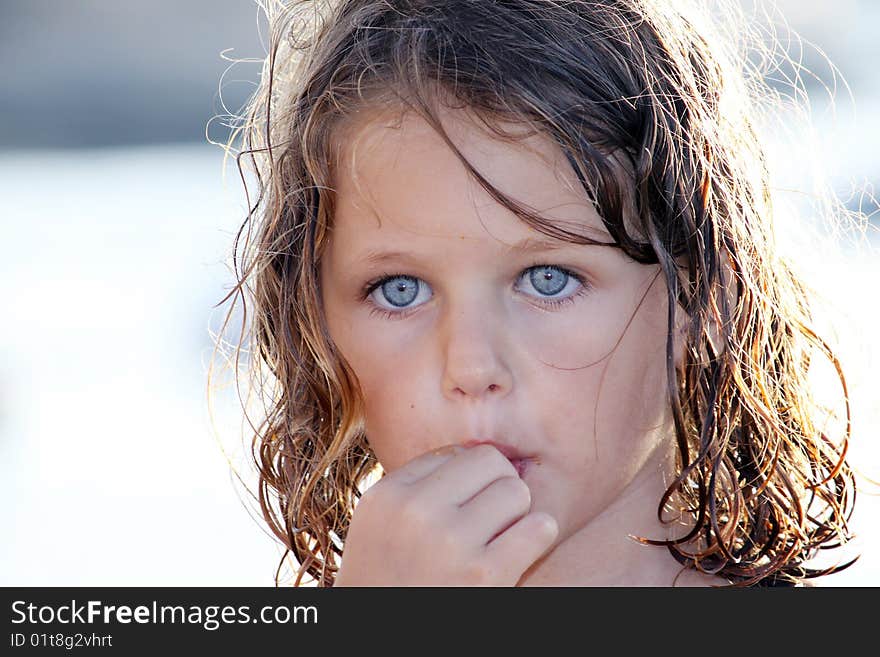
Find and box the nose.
[440,297,513,401]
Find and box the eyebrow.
[357,236,573,265]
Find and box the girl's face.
[320,104,683,555]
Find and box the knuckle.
[540,513,559,537]
[531,512,559,541]
[506,477,531,509]
[473,444,516,474]
[472,443,500,460]
[494,475,529,504]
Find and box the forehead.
[328,103,611,251]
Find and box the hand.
[333,443,558,586]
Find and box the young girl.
[216,0,863,586]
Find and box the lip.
[460,438,526,459]
[460,438,537,477]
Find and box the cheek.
[323,292,445,471]
[320,266,445,471]
[344,340,437,470]
[323,286,410,399]
[546,287,670,433]
[553,288,672,468]
[592,292,673,450]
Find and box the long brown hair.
[211,0,860,586]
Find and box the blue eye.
[379,275,420,307]
[527,265,569,296]
[366,275,432,316]
[362,265,590,320]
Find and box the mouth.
[460,439,538,478]
[508,457,530,478]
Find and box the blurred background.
[0,0,877,586]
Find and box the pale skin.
[319,102,729,586]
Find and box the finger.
[458,475,532,543]
[483,511,559,579]
[416,443,519,506]
[391,443,468,486]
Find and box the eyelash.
[360,263,592,321]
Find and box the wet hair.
[212,0,860,586]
